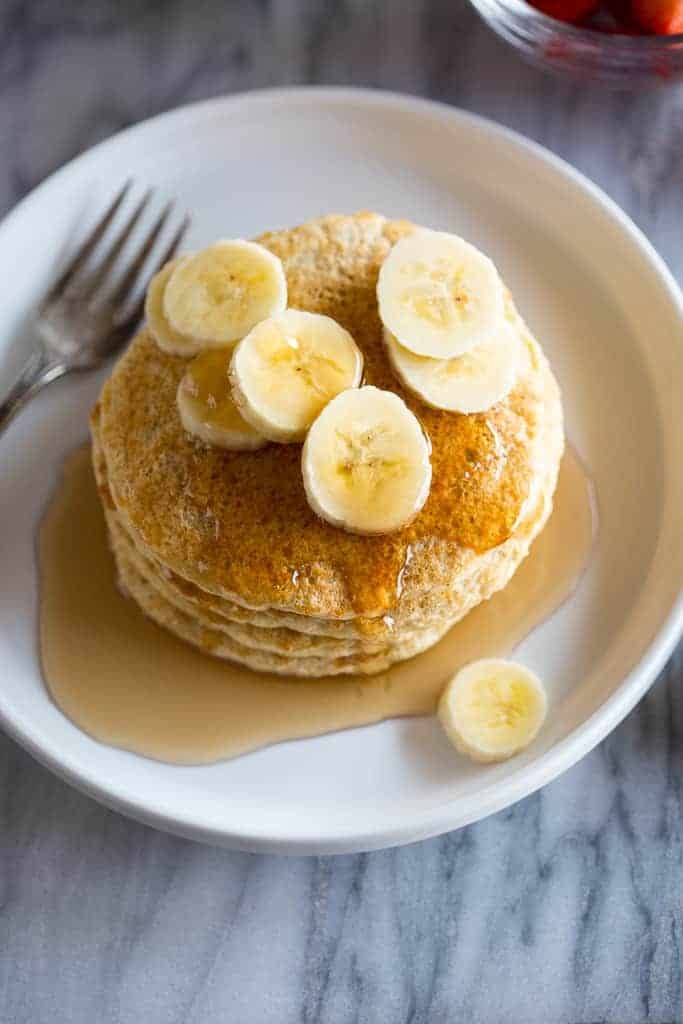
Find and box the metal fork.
[0,182,189,436]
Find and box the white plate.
[1,88,682,855]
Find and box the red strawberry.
[631,0,683,32]
[527,0,599,22]
[580,0,646,33]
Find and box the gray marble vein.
[0,1,682,1021]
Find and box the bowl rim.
[473,0,683,47]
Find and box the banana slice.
[145,258,202,356]
[384,321,518,413]
[302,385,431,535]
[163,240,287,347]
[229,309,363,442]
[177,348,267,450]
[438,658,547,763]
[377,229,504,359]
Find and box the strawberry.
[580,0,646,33]
[527,0,599,22]
[631,0,683,32]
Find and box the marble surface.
[1,1,682,1021]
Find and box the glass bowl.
[469,0,683,85]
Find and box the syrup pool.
[38,444,597,764]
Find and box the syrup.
[39,444,596,764]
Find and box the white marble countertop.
[1,2,682,1021]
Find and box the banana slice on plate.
[384,321,518,413]
[438,658,547,763]
[302,385,432,535]
[229,309,363,442]
[145,258,202,356]
[163,240,287,347]
[177,348,267,450]
[377,229,504,359]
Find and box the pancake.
[110,542,456,677]
[106,511,397,657]
[92,211,564,675]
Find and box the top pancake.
[94,212,562,620]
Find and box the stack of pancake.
[91,213,563,677]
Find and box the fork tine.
[114,214,190,335]
[109,200,173,307]
[154,213,190,274]
[82,188,153,299]
[46,180,131,302]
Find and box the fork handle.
[0,350,68,437]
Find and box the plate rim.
[1,85,682,855]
